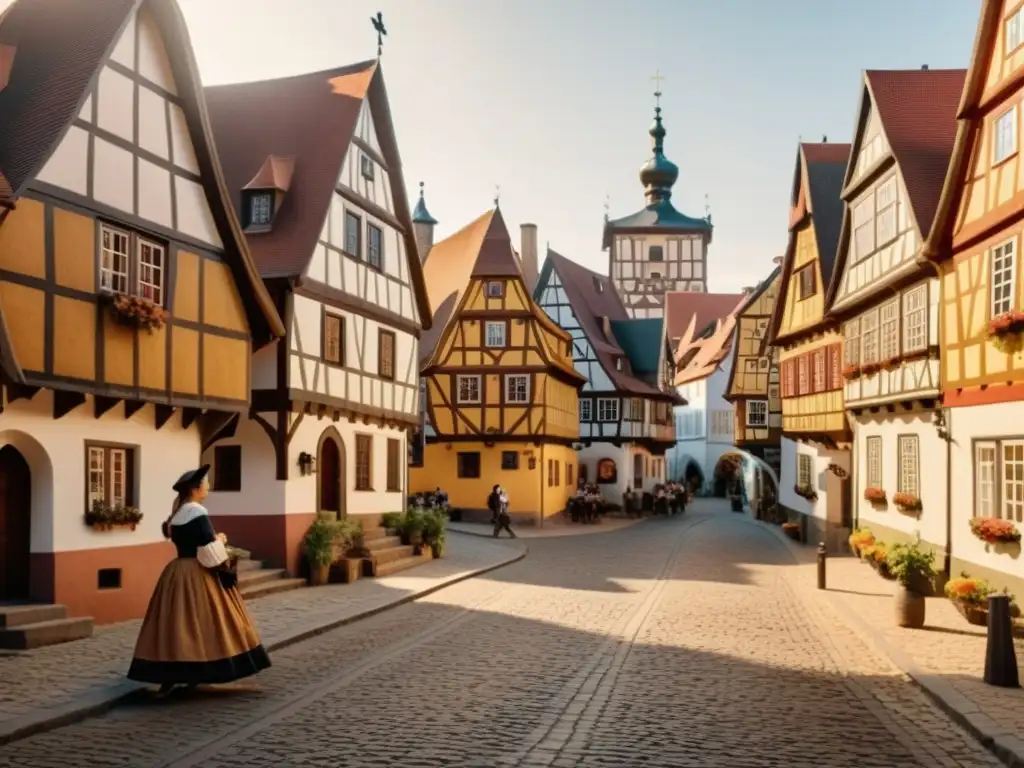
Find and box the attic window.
[649,245,664,262]
[594,277,604,293]
[487,281,504,298]
[247,192,273,228]
[360,153,375,181]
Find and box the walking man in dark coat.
[489,485,516,538]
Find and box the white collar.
[171,501,208,526]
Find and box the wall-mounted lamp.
[933,407,950,442]
[297,451,317,476]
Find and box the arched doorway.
[714,452,744,497]
[0,445,31,600]
[684,459,704,494]
[316,428,346,520]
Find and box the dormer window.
[487,281,504,297]
[248,191,273,228]
[360,153,375,181]
[594,276,604,293]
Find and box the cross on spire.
[371,12,387,57]
[651,69,665,108]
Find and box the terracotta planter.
[894,585,926,628]
[331,558,362,584]
[952,599,1021,626]
[782,525,800,542]
[308,562,331,586]
[430,542,444,559]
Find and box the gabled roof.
[924,0,1004,261]
[825,69,964,312]
[673,291,750,386]
[205,60,431,328]
[723,266,781,399]
[664,291,745,343]
[0,0,284,383]
[536,250,668,397]
[767,141,851,344]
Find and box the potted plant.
[781,521,800,541]
[84,499,144,531]
[892,492,922,514]
[987,310,1024,354]
[944,576,1021,626]
[381,511,403,532]
[422,509,447,558]
[303,517,342,586]
[863,543,894,579]
[848,527,875,558]
[968,516,1022,546]
[842,364,861,380]
[101,292,169,332]
[863,486,887,506]
[400,508,425,551]
[886,542,936,628]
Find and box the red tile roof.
[664,291,745,342]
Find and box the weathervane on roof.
[494,185,501,207]
[371,12,387,58]
[651,69,665,109]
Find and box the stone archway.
[713,452,744,497]
[0,429,54,603]
[316,426,347,520]
[683,458,704,494]
[722,447,781,517]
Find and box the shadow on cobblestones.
[0,509,1000,768]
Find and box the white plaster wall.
[251,342,278,391]
[948,401,1024,583]
[852,410,947,548]
[611,232,707,296]
[576,442,666,504]
[0,392,199,554]
[201,414,285,516]
[778,436,833,520]
[667,438,708,485]
[285,416,408,516]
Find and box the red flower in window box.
[987,311,1024,354]
[793,483,818,502]
[101,293,168,333]
[85,499,143,531]
[859,361,883,376]
[881,357,901,370]
[842,364,861,380]
[892,492,922,513]
[968,516,1022,545]
[863,486,887,504]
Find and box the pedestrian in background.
[493,486,516,538]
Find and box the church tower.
[604,86,713,318]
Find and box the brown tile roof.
[664,291,744,342]
[924,1,1003,261]
[672,292,749,385]
[865,69,966,238]
[205,60,431,328]
[543,249,668,397]
[0,0,284,378]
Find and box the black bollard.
[984,594,1020,688]
[816,542,827,590]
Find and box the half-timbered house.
[922,0,1024,594]
[825,68,963,562]
[768,141,852,550]
[411,209,586,525]
[534,249,679,504]
[0,0,284,631]
[723,264,783,484]
[201,60,431,577]
[604,99,713,318]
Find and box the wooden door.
[0,445,31,600]
[318,437,343,519]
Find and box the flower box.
[842,364,861,380]
[100,292,169,333]
[85,499,143,531]
[793,484,818,502]
[827,463,848,479]
[881,357,901,370]
[987,311,1024,354]
[863,486,887,504]
[968,516,1021,545]
[892,492,922,514]
[781,522,800,541]
[859,361,883,376]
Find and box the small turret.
[411,181,437,263]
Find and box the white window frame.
[99,223,165,305]
[99,224,130,295]
[1008,8,1024,54]
[874,176,899,246]
[797,355,809,394]
[746,400,768,427]
[902,285,928,354]
[504,374,529,404]
[866,435,882,487]
[844,318,861,366]
[597,397,619,422]
[486,281,503,298]
[860,308,880,365]
[976,441,998,519]
[249,192,272,226]
[137,239,165,305]
[975,439,1024,523]
[579,399,592,422]
[87,446,106,508]
[879,298,900,361]
[485,321,507,348]
[456,375,481,404]
[813,349,826,391]
[87,444,129,509]
[991,238,1016,317]
[994,106,1018,165]
[853,197,875,261]
[897,435,919,497]
[797,454,813,489]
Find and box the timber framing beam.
[53,390,86,420]
[94,395,120,418]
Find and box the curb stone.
[0,544,527,747]
[755,519,1024,768]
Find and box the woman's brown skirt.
[128,558,271,685]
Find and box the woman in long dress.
[128,465,271,695]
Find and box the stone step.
[239,577,306,601]
[367,544,417,566]
[236,558,263,572]
[371,553,431,579]
[364,535,403,551]
[237,568,289,588]
[360,525,393,542]
[0,603,68,629]
[0,617,94,650]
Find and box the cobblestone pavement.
[0,500,1003,767]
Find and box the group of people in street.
[623,481,690,517]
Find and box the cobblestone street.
[0,501,1004,767]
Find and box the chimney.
[921,64,929,70]
[411,181,438,264]
[520,223,538,293]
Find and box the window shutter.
[780,360,788,397]
[782,359,791,398]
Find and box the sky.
[40,1,992,292]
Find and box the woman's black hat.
[172,464,211,493]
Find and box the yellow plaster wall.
[53,209,95,293]
[0,198,45,280]
[0,281,45,372]
[778,224,823,337]
[202,258,248,333]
